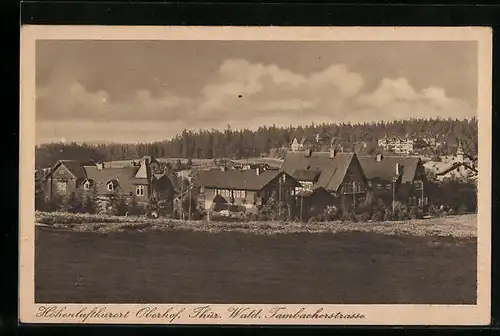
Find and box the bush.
[408,206,422,220]
[358,212,370,222]
[397,209,409,221]
[257,212,268,221]
[324,205,338,221]
[371,211,383,222]
[244,212,258,222]
[344,211,356,222]
[383,208,392,222]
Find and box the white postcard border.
[19,26,492,325]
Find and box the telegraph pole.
[180,176,184,220]
[300,193,303,222]
[421,181,424,212]
[188,180,192,221]
[353,181,356,208]
[278,177,282,218]
[392,178,396,216]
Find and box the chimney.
[256,167,260,176]
[329,148,337,159]
[395,163,401,176]
[376,153,383,162]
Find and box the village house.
[196,167,300,214]
[358,154,428,207]
[424,141,478,182]
[290,137,311,152]
[280,148,369,212]
[43,156,175,209]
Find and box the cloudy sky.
[36,40,477,144]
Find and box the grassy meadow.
[35,214,477,304]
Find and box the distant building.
[290,136,314,152]
[424,141,478,182]
[378,136,414,155]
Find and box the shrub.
[408,206,422,220]
[383,208,392,222]
[356,203,372,216]
[324,205,338,221]
[257,212,268,221]
[358,212,370,222]
[397,209,409,221]
[308,216,318,224]
[345,211,356,222]
[245,212,258,222]
[371,211,383,222]
[108,194,129,216]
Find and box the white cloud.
[37,81,192,121]
[36,58,476,142]
[355,78,474,120]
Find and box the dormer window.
[83,180,91,190]
[106,179,118,192]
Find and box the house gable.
[281,152,366,193]
[336,154,368,194]
[51,163,77,180]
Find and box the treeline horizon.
[36,117,478,170]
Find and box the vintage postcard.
[20,26,492,325]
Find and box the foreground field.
[35,227,476,304]
[36,212,477,238]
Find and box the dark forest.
[35,118,478,169]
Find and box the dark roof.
[57,160,95,179]
[357,156,421,183]
[47,158,174,196]
[280,152,355,192]
[83,165,146,195]
[295,186,333,198]
[291,169,321,182]
[197,169,296,191]
[436,162,478,176]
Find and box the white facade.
[378,137,414,155]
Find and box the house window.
[234,190,246,198]
[107,182,114,191]
[377,184,382,189]
[367,181,373,188]
[418,197,428,206]
[83,181,91,190]
[414,180,423,190]
[56,181,67,192]
[136,185,145,196]
[386,183,392,190]
[220,189,231,197]
[299,181,313,190]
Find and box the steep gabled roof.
[197,169,297,191]
[291,169,321,182]
[280,152,356,192]
[83,165,144,195]
[435,162,478,176]
[46,160,95,179]
[358,156,421,183]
